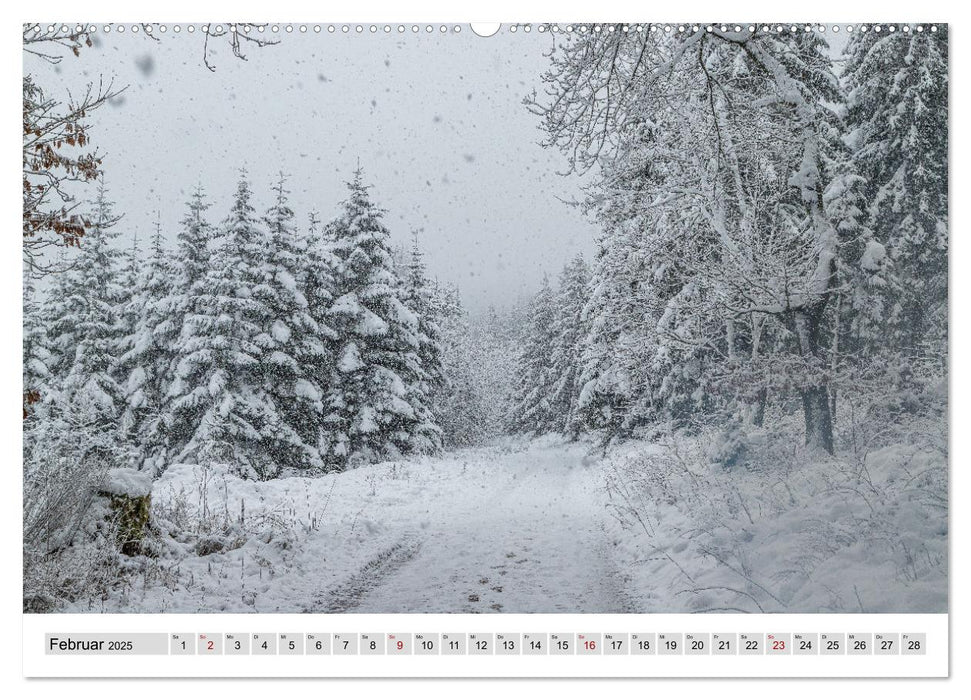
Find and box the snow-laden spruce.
[297,210,340,464]
[41,184,127,433]
[506,274,558,435]
[257,175,327,472]
[508,256,592,440]
[117,217,173,473]
[22,265,52,421]
[166,174,290,479]
[843,26,948,358]
[159,187,215,472]
[548,255,590,439]
[322,170,438,468]
[401,233,446,454]
[425,280,485,448]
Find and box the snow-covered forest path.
[103,439,641,614]
[308,440,633,614]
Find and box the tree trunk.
[750,313,766,427]
[789,306,835,455]
[753,388,767,428]
[801,385,834,454]
[829,291,842,422]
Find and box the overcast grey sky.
[26,28,600,313]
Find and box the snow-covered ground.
[71,435,945,614]
[81,438,627,613]
[599,434,948,614]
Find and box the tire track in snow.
[303,535,423,613]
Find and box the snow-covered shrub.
[602,412,947,612]
[708,418,754,470]
[834,358,947,466]
[23,411,132,611]
[150,462,327,554]
[79,460,355,612]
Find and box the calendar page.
[21,18,949,679]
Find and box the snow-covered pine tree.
[466,304,524,438]
[506,275,559,435]
[115,230,141,360]
[427,281,485,447]
[22,266,53,421]
[166,173,283,478]
[46,183,127,434]
[36,250,78,399]
[160,187,214,469]
[257,175,325,472]
[402,232,445,454]
[548,254,590,439]
[574,225,659,440]
[22,189,132,572]
[117,214,173,472]
[843,25,948,362]
[113,229,142,443]
[300,210,340,463]
[581,122,719,436]
[322,169,430,468]
[170,188,214,309]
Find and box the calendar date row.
[47,632,927,656]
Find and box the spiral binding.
[26,23,941,37]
